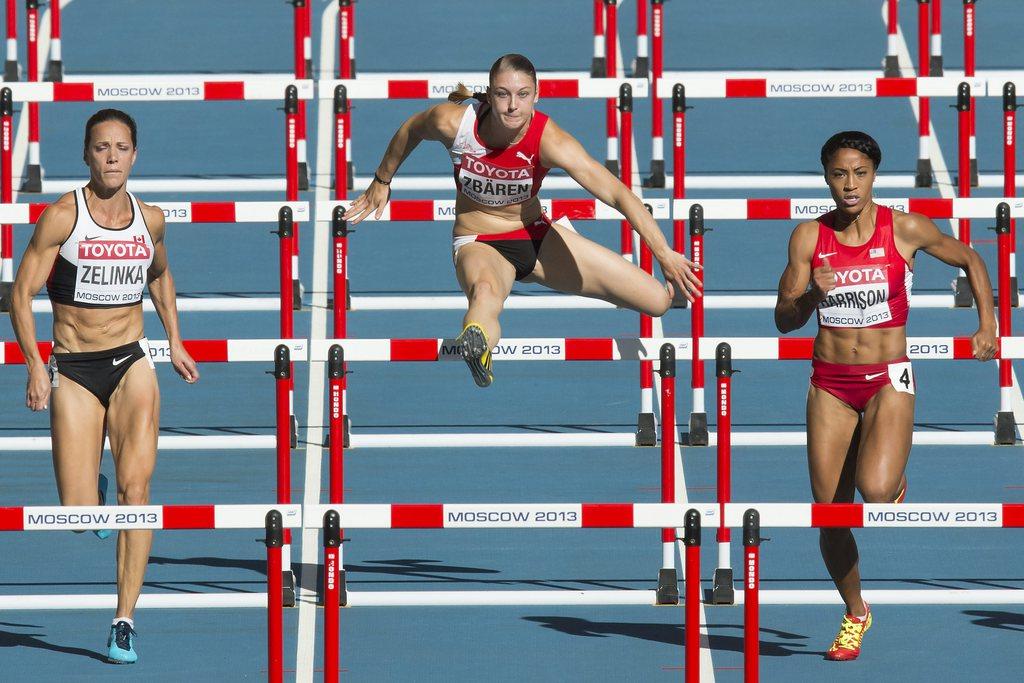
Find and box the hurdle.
[3,0,15,80]
[0,504,299,680]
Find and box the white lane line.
[890,5,1024,433]
[294,3,339,681]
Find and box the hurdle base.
[670,286,688,309]
[45,60,64,82]
[642,160,666,189]
[970,159,979,188]
[915,158,933,188]
[590,57,606,79]
[632,56,649,80]
[292,279,303,310]
[326,287,353,313]
[298,162,310,191]
[995,411,1016,445]
[282,569,296,607]
[20,165,43,193]
[604,159,620,179]
[711,568,735,605]
[954,276,973,308]
[686,412,709,447]
[635,412,657,447]
[290,415,299,449]
[883,55,900,78]
[326,414,352,449]
[4,60,18,81]
[656,567,680,605]
[0,281,11,313]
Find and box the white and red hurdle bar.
[0,504,300,683]
[307,501,1024,681]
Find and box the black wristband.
[373,172,391,186]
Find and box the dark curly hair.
[820,131,881,169]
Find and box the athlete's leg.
[856,386,914,502]
[454,242,517,347]
[105,359,160,620]
[807,385,867,616]
[527,223,671,316]
[50,374,106,505]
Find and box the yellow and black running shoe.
[456,323,493,388]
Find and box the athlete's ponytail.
[447,83,487,104]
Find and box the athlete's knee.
[467,279,503,305]
[857,477,901,503]
[117,480,151,506]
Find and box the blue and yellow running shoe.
[106,620,137,664]
[456,323,493,388]
[94,473,112,540]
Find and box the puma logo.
[515,151,535,165]
[112,355,133,366]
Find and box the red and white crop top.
[811,205,913,329]
[46,188,154,308]
[447,99,550,207]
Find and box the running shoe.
[456,323,493,388]
[94,473,112,540]
[825,603,872,661]
[106,620,138,664]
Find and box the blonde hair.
[447,83,487,104]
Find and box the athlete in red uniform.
[775,131,996,660]
[344,54,702,387]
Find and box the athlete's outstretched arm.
[775,221,832,333]
[539,120,702,301]
[145,207,199,383]
[343,103,463,225]
[898,212,996,360]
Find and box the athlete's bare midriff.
[452,194,545,237]
[51,302,144,354]
[813,325,907,365]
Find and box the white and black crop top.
[46,188,155,308]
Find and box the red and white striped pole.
[590,0,605,77]
[712,343,734,604]
[322,510,341,682]
[645,0,665,187]
[619,84,633,258]
[285,85,301,310]
[915,0,933,188]
[1004,83,1018,279]
[964,0,978,186]
[995,204,1015,444]
[338,0,355,189]
[44,0,60,81]
[22,0,41,192]
[683,509,701,683]
[954,81,972,304]
[743,509,761,682]
[4,0,16,80]
[689,204,708,446]
[633,0,648,78]
[292,0,310,191]
[333,88,350,339]
[273,346,294,604]
[277,208,294,340]
[930,0,944,74]
[603,0,619,178]
[265,510,284,683]
[659,345,676,584]
[328,345,346,504]
[1,88,11,302]
[671,84,686,255]
[884,0,900,76]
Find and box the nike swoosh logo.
[864,372,886,380]
[112,355,133,366]
[84,235,101,241]
[817,252,836,259]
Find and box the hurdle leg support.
[644,159,666,189]
[20,164,42,193]
[282,568,296,607]
[954,276,973,307]
[994,411,1016,445]
[45,59,62,82]
[687,412,708,447]
[711,567,734,605]
[3,61,16,81]
[656,567,679,605]
[632,56,649,80]
[0,281,11,313]
[636,411,656,447]
[915,157,933,188]
[884,55,900,78]
[324,415,352,450]
[591,56,606,78]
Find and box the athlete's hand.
[811,258,836,301]
[656,249,703,303]
[170,343,200,384]
[26,363,51,411]
[971,326,997,361]
[342,179,392,226]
